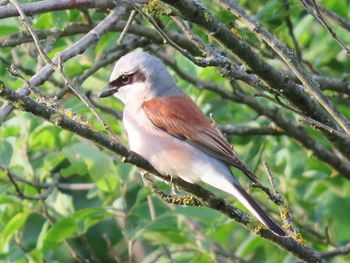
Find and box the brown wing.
[142,96,257,182]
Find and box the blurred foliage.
[0,0,350,262]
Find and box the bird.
[98,51,286,237]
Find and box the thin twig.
[117,9,137,45]
[320,242,350,259]
[103,234,121,263]
[306,0,350,32]
[301,0,350,55]
[283,0,302,60]
[5,168,59,200]
[262,161,300,237]
[132,1,224,68]
[6,64,50,100]
[41,200,85,263]
[142,174,174,263]
[254,92,350,141]
[9,0,53,65]
[142,172,203,207]
[0,0,114,19]
[57,55,118,140]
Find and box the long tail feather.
[200,171,286,236]
[232,182,286,236]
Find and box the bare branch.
[301,0,350,55]
[4,167,59,200]
[9,0,53,65]
[221,124,284,136]
[283,0,302,60]
[0,0,114,19]
[306,0,350,32]
[321,242,350,259]
[117,9,137,45]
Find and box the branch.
[4,167,59,200]
[300,0,350,55]
[321,242,350,259]
[0,82,322,263]
[289,73,350,95]
[221,124,284,136]
[0,4,127,124]
[283,0,302,60]
[142,172,203,207]
[307,1,350,32]
[0,0,114,19]
[0,21,200,56]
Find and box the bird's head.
[98,51,183,104]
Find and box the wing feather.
[142,96,257,182]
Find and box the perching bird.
[98,51,286,236]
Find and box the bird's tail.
[201,172,286,237]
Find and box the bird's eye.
[120,75,131,85]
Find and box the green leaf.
[0,139,12,167]
[142,229,188,245]
[236,235,262,257]
[54,192,75,217]
[42,217,76,251]
[0,195,19,206]
[72,208,114,234]
[42,208,113,251]
[28,248,43,263]
[51,11,69,29]
[34,13,53,29]
[1,211,29,245]
[0,25,19,36]
[189,253,213,263]
[36,221,50,250]
[62,143,118,192]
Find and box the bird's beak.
[97,84,118,98]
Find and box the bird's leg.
[170,175,182,196]
[142,172,202,207]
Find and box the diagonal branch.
[0,0,114,19]
[320,242,350,259]
[302,0,350,32]
[300,0,350,55]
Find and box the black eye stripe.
[109,71,146,87]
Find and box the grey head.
[98,51,183,104]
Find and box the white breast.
[123,103,196,182]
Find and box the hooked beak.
[97,84,118,98]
